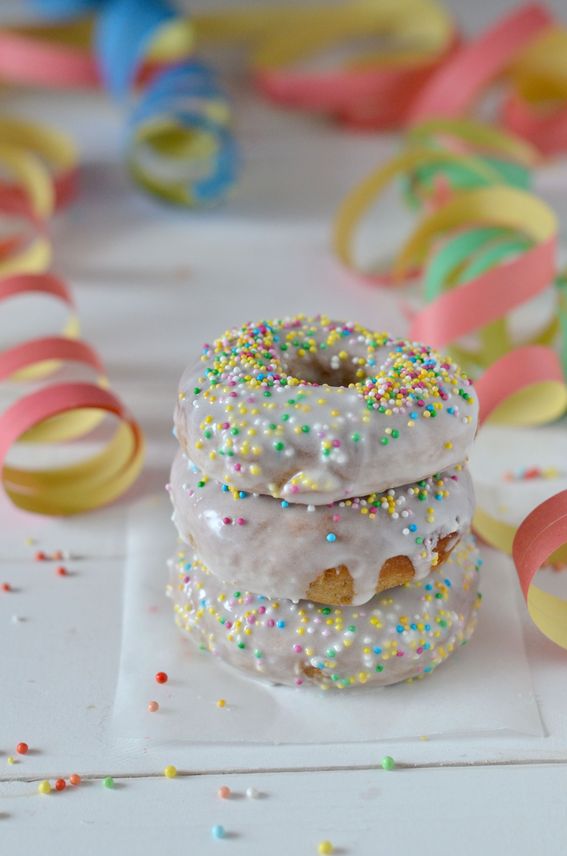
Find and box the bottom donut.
[167,534,482,690]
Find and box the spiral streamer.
[21,0,239,206]
[334,116,567,647]
[0,118,144,515]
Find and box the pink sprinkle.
[221,422,230,429]
[332,514,341,523]
[295,678,304,686]
[290,485,299,494]
[257,606,266,615]
[417,400,425,407]
[233,463,242,472]
[247,615,256,624]
[222,517,232,525]
[396,650,404,657]
[267,619,275,628]
[416,647,423,654]
[236,517,246,526]
[225,621,233,629]
[293,644,303,653]
[229,392,238,398]
[332,439,341,448]
[183,576,190,583]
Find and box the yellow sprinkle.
[38,780,51,795]
[164,765,177,779]
[7,756,15,765]
[216,698,226,708]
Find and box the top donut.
[175,315,478,504]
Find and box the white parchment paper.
[112,494,543,744]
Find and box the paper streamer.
[334,117,567,647]
[0,121,144,515]
[21,0,238,206]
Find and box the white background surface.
[2,1,567,853]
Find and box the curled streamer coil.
[334,116,567,647]
[0,119,144,515]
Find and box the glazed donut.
[167,535,481,689]
[169,450,475,605]
[175,315,478,504]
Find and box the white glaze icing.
[169,450,475,605]
[175,315,479,504]
[167,535,481,689]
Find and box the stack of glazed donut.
[167,315,482,690]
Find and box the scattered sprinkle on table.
[56,566,67,577]
[55,779,66,792]
[34,551,46,561]
[16,742,28,755]
[245,787,259,799]
[155,671,168,684]
[381,755,396,771]
[7,756,14,765]
[318,841,334,855]
[212,825,225,839]
[218,786,231,799]
[1,583,11,592]
[103,776,114,788]
[38,781,51,795]
[69,774,81,786]
[164,765,177,778]
[147,700,159,712]
[216,698,226,708]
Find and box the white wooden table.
[2,1,567,853]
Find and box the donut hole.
[280,350,361,388]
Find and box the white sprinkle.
[246,787,260,799]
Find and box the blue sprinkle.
[222,484,230,492]
[326,533,337,543]
[423,666,432,673]
[184,562,192,570]
[425,624,431,631]
[410,412,418,419]
[396,625,405,633]
[409,524,417,532]
[425,584,433,591]
[281,500,289,508]
[211,825,225,839]
[447,406,456,415]
[410,623,417,630]
[276,620,286,629]
[239,491,248,499]
[373,646,382,654]
[444,578,452,587]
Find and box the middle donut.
[169,450,475,606]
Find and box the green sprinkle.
[391,429,399,439]
[281,414,290,421]
[103,777,114,789]
[380,437,389,446]
[204,430,212,439]
[230,427,239,435]
[237,642,246,649]
[197,480,206,488]
[381,756,396,771]
[193,387,201,395]
[351,432,361,442]
[301,425,310,433]
[274,441,285,451]
[263,391,271,397]
[321,607,332,615]
[375,664,384,673]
